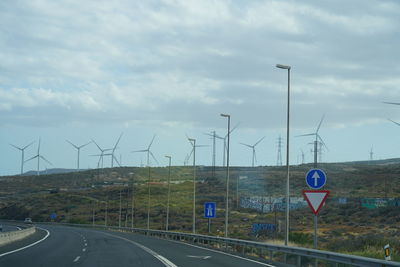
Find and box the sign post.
[304,168,328,249]
[302,190,330,248]
[204,202,216,233]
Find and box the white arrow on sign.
[302,190,330,215]
[312,171,320,187]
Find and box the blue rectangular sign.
[204,202,216,218]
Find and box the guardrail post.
[296,255,301,266]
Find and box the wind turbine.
[66,140,91,170]
[369,146,374,163]
[10,141,35,175]
[25,138,52,176]
[91,139,112,169]
[110,133,123,168]
[240,136,265,167]
[132,134,159,166]
[297,115,328,166]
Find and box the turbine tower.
[66,140,91,170]
[10,141,35,175]
[297,115,328,167]
[132,134,158,166]
[204,131,223,178]
[240,136,265,167]
[369,146,374,163]
[25,138,52,176]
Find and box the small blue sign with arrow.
[204,202,216,218]
[305,169,327,189]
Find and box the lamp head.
[276,64,291,70]
[220,113,230,118]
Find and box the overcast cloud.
[1,0,400,174]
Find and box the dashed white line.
[73,256,80,262]
[0,227,50,257]
[82,248,86,252]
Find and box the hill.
[0,162,399,261]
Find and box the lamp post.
[119,188,122,228]
[220,113,230,238]
[147,166,151,230]
[165,155,172,231]
[130,173,135,229]
[276,63,291,246]
[188,138,196,234]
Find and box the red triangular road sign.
[302,190,330,215]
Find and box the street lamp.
[188,138,196,234]
[220,113,230,238]
[276,63,291,246]
[165,155,172,231]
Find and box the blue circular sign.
[305,169,326,189]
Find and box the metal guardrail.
[38,222,399,267]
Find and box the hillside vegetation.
[0,162,399,261]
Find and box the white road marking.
[82,248,86,252]
[187,255,211,259]
[0,227,50,257]
[100,232,177,267]
[169,239,275,266]
[73,256,80,262]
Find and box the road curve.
[0,224,275,267]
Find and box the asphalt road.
[1,224,22,232]
[0,224,275,267]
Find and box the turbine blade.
[316,114,326,133]
[226,123,240,137]
[66,140,78,149]
[317,135,329,151]
[388,118,400,127]
[23,141,35,150]
[25,155,38,163]
[187,148,194,161]
[254,136,266,146]
[148,134,156,150]
[383,101,400,106]
[10,144,22,150]
[113,133,123,151]
[240,142,252,148]
[113,155,121,167]
[91,139,102,151]
[40,155,52,166]
[79,141,92,149]
[132,149,148,153]
[196,144,209,148]
[149,151,159,165]
[296,133,316,137]
[38,138,41,154]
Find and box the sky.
[1,0,400,175]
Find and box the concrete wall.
[0,227,36,246]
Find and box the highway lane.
[0,224,275,267]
